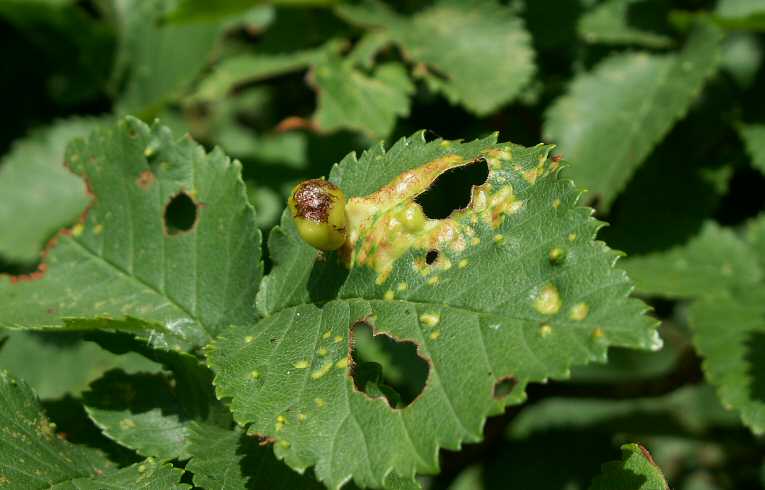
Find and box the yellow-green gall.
[397,202,426,233]
[289,179,347,251]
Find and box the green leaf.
[0,119,101,263]
[209,132,659,488]
[81,332,228,460]
[186,422,324,489]
[166,0,335,24]
[739,124,765,175]
[510,385,739,440]
[0,117,262,349]
[83,370,194,460]
[588,443,669,490]
[312,57,414,137]
[578,0,674,48]
[337,0,535,116]
[688,286,765,435]
[113,0,224,116]
[50,458,188,490]
[620,222,762,298]
[189,40,343,104]
[0,370,114,488]
[543,23,723,209]
[0,330,158,399]
[717,0,765,19]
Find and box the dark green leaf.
[578,0,673,48]
[337,0,535,115]
[312,57,414,137]
[50,458,188,490]
[0,117,262,349]
[186,422,324,489]
[0,370,114,488]
[0,119,102,263]
[620,222,762,298]
[588,443,669,490]
[210,132,659,488]
[544,23,723,209]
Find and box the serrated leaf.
[113,0,224,116]
[739,124,765,175]
[620,222,762,298]
[312,57,414,137]
[50,458,188,490]
[337,0,535,115]
[189,40,343,103]
[186,422,324,489]
[0,119,101,263]
[544,23,722,209]
[0,370,114,488]
[209,132,659,488]
[588,443,669,490]
[0,117,262,349]
[83,370,193,460]
[688,287,765,435]
[81,332,227,460]
[578,0,674,48]
[0,330,158,399]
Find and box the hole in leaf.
[493,376,517,400]
[350,323,429,408]
[164,192,198,235]
[415,157,489,219]
[425,249,439,265]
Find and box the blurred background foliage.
[0,0,764,488]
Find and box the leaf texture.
[588,443,669,490]
[0,119,101,263]
[544,23,722,209]
[209,132,659,488]
[337,0,535,115]
[0,117,262,349]
[0,370,114,488]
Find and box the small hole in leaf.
[415,157,489,219]
[493,376,516,400]
[425,249,439,265]
[350,323,429,408]
[164,192,197,235]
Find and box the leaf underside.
[208,131,659,489]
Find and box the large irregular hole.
[350,323,429,408]
[425,249,439,265]
[415,157,489,219]
[164,192,198,235]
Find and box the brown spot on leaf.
[136,170,155,190]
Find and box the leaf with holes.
[0,117,262,350]
[588,443,669,490]
[207,132,659,488]
[0,370,115,488]
[336,0,535,116]
[543,22,722,210]
[0,118,102,263]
